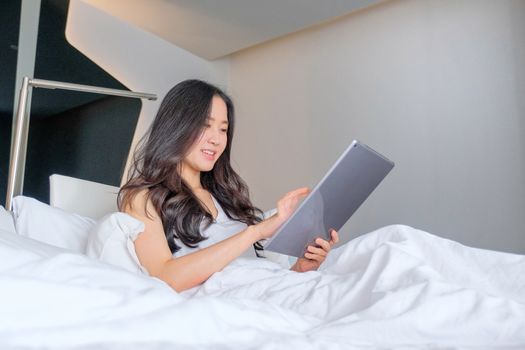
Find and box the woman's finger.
[307,245,327,257]
[278,188,309,208]
[294,186,310,195]
[284,187,310,199]
[277,188,311,219]
[329,230,339,245]
[315,238,331,252]
[304,253,325,263]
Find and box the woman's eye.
[221,129,228,133]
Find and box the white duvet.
[1,225,524,349]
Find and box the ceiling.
[1,0,386,119]
[86,0,386,60]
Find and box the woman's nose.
[207,134,219,146]
[207,127,221,146]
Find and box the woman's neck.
[180,164,202,190]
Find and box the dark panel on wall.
[0,1,21,116]
[0,1,21,206]
[32,0,128,118]
[1,0,142,207]
[0,117,12,206]
[23,96,141,203]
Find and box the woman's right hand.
[254,187,310,240]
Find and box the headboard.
[49,174,119,219]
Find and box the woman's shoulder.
[122,188,159,220]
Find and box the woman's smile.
[201,148,217,161]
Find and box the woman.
[119,79,339,292]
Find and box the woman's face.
[183,95,229,174]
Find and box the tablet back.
[265,140,394,257]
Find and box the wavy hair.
[119,79,264,254]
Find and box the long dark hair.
[118,79,264,255]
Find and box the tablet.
[264,140,394,257]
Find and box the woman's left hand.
[291,230,339,273]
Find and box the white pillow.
[0,205,16,234]
[85,212,147,275]
[12,196,96,253]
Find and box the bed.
[1,174,524,349]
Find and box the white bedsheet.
[1,225,524,349]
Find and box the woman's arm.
[125,188,309,292]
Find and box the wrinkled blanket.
[1,225,524,349]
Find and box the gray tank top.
[171,196,257,259]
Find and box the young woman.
[119,79,339,292]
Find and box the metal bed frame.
[5,77,157,211]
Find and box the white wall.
[229,0,525,253]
